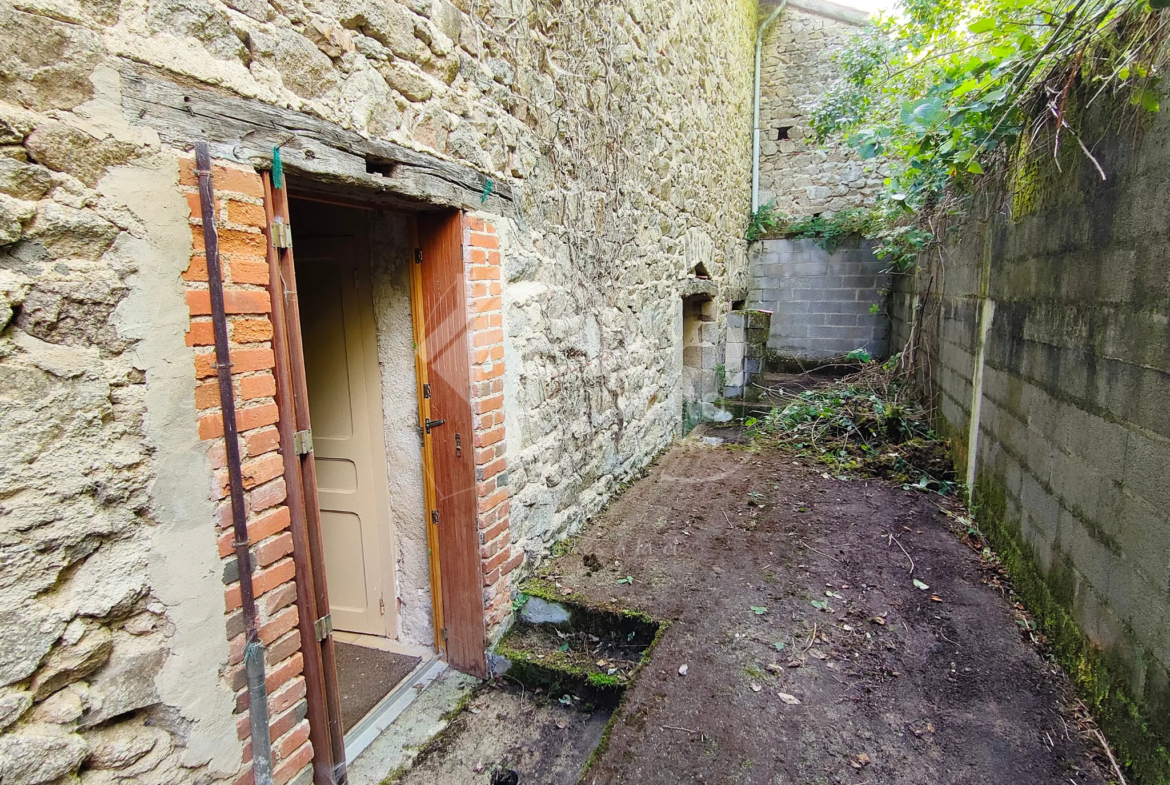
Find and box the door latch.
[424,418,446,433]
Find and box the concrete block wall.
[749,238,890,360]
[893,104,1170,780]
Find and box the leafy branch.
[811,0,1170,212]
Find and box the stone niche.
[680,294,726,430]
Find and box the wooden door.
[416,211,487,677]
[296,237,397,638]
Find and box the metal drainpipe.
[194,141,275,785]
[753,1,788,213]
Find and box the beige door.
[297,238,397,638]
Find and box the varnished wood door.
[416,211,487,678]
[296,237,397,638]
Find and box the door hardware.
[292,428,313,455]
[269,219,293,249]
[425,418,446,433]
[431,510,440,526]
[423,383,432,399]
[455,433,462,457]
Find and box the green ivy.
[811,0,1167,211]
[747,202,933,272]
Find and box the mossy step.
[517,579,659,646]
[494,583,663,711]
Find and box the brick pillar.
[464,217,522,638]
[179,157,313,785]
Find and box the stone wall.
[749,237,888,360]
[722,308,770,398]
[892,107,1170,781]
[757,0,884,216]
[0,0,757,781]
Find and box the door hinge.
[270,219,293,249]
[293,428,313,455]
[440,627,448,641]
[313,613,333,641]
[431,509,440,526]
[414,248,423,264]
[379,594,385,616]
[422,383,432,399]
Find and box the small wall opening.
[681,295,719,432]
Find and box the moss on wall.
[973,477,1170,783]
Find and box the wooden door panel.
[297,237,396,638]
[417,210,486,678]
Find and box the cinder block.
[1122,431,1170,512]
[793,261,829,277]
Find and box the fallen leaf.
[750,606,768,615]
[678,664,689,676]
[556,720,566,729]
[766,663,783,674]
[786,660,804,668]
[778,692,802,705]
[927,722,936,733]
[774,641,786,651]
[913,579,930,591]
[930,595,943,602]
[871,616,887,625]
[808,649,827,660]
[851,752,871,769]
[750,683,762,693]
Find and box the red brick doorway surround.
[178,156,523,785]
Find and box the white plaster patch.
[104,153,241,775]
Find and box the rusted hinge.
[313,613,333,641]
[440,627,448,641]
[422,383,431,399]
[270,219,293,249]
[414,248,423,264]
[431,510,440,526]
[293,429,313,455]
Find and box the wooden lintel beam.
[118,61,514,214]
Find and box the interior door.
[416,211,487,677]
[296,237,397,638]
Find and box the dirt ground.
[536,438,1114,785]
[393,685,610,784]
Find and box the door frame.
[263,179,484,783]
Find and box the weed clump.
[748,365,956,493]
